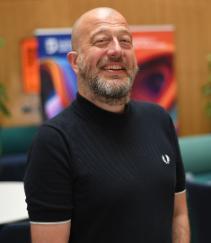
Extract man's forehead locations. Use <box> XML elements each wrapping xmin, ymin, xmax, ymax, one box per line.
<box><xmin>84</xmin><ymin>15</ymin><xmax>130</xmax><ymax>36</ymax></box>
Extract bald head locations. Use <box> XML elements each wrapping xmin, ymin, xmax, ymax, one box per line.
<box><xmin>71</xmin><ymin>7</ymin><xmax>129</xmax><ymax>51</ymax></box>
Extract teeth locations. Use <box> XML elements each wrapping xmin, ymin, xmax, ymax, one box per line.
<box><xmin>104</xmin><ymin>65</ymin><xmax>124</xmax><ymax>70</ymax></box>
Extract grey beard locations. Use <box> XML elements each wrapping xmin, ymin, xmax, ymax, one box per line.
<box><xmin>88</xmin><ymin>76</ymin><xmax>133</xmax><ymax>100</ymax></box>
<box><xmin>77</xmin><ymin>55</ymin><xmax>138</xmax><ymax>104</ymax></box>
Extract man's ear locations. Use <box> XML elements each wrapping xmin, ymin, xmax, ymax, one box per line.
<box><xmin>67</xmin><ymin>51</ymin><xmax>78</xmax><ymax>73</ymax></box>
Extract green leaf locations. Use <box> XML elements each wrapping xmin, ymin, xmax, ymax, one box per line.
<box><xmin>0</xmin><ymin>83</ymin><xmax>10</xmax><ymax>117</ymax></box>
<box><xmin>0</xmin><ymin>102</ymin><xmax>10</xmax><ymax>117</ymax></box>
<box><xmin>205</xmin><ymin>101</ymin><xmax>211</xmax><ymax>118</ymax></box>
<box><xmin>202</xmin><ymin>82</ymin><xmax>211</xmax><ymax>96</ymax></box>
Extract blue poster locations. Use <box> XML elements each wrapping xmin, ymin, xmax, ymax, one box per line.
<box><xmin>35</xmin><ymin>28</ymin><xmax>77</xmax><ymax>119</ymax></box>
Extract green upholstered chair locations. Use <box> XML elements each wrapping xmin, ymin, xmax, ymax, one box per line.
<box><xmin>179</xmin><ymin>134</ymin><xmax>211</xmax><ymax>243</ymax></box>
<box><xmin>0</xmin><ymin>126</ymin><xmax>38</xmax><ymax>181</ymax></box>
<box><xmin>179</xmin><ymin>134</ymin><xmax>211</xmax><ymax>182</ymax></box>
<box><xmin>0</xmin><ymin>126</ymin><xmax>38</xmax><ymax>156</ymax></box>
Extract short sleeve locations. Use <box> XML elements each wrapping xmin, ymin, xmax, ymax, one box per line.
<box><xmin>167</xmin><ymin>115</ymin><xmax>186</xmax><ymax>193</ymax></box>
<box><xmin>24</xmin><ymin>125</ymin><xmax>74</xmax><ymax>222</ymax></box>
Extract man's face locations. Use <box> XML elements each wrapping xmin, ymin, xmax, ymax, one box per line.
<box><xmin>75</xmin><ymin>13</ymin><xmax>138</xmax><ymax>100</ymax></box>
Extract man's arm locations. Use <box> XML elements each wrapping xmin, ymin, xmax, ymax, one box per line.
<box><xmin>172</xmin><ymin>191</ymin><xmax>190</xmax><ymax>243</ymax></box>
<box><xmin>30</xmin><ymin>221</ymin><xmax>71</xmax><ymax>243</ymax></box>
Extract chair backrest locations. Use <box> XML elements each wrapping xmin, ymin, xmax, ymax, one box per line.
<box><xmin>186</xmin><ymin>179</ymin><xmax>211</xmax><ymax>243</ymax></box>
<box><xmin>0</xmin><ymin>222</ymin><xmax>31</xmax><ymax>243</ymax></box>
<box><xmin>0</xmin><ymin>154</ymin><xmax>27</xmax><ymax>181</ymax></box>
<box><xmin>0</xmin><ymin>126</ymin><xmax>38</xmax><ymax>156</ymax></box>
<box><xmin>179</xmin><ymin>134</ymin><xmax>211</xmax><ymax>174</ymax></box>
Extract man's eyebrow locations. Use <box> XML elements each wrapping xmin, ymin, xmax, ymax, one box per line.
<box><xmin>90</xmin><ymin>28</ymin><xmax>132</xmax><ymax>41</ymax></box>
<box><xmin>90</xmin><ymin>30</ymin><xmax>109</xmax><ymax>41</ymax></box>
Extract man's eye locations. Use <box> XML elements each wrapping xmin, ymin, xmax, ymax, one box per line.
<box><xmin>94</xmin><ymin>39</ymin><xmax>109</xmax><ymax>45</ymax></box>
<box><xmin>120</xmin><ymin>39</ymin><xmax>131</xmax><ymax>43</ymax></box>
<box><xmin>97</xmin><ymin>39</ymin><xmax>105</xmax><ymax>43</ymax></box>
<box><xmin>120</xmin><ymin>39</ymin><xmax>132</xmax><ymax>47</ymax></box>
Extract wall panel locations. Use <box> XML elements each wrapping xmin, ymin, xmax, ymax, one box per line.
<box><xmin>0</xmin><ymin>0</ymin><xmax>211</xmax><ymax>134</ymax></box>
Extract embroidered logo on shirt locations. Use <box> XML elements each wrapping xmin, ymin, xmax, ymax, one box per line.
<box><xmin>162</xmin><ymin>154</ymin><xmax>170</xmax><ymax>164</ymax></box>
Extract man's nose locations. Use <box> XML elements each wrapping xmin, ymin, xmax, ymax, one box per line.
<box><xmin>107</xmin><ymin>38</ymin><xmax>122</xmax><ymax>57</ymax></box>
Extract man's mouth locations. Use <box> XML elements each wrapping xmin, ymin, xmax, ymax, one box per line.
<box><xmin>102</xmin><ymin>65</ymin><xmax>126</xmax><ymax>71</ymax></box>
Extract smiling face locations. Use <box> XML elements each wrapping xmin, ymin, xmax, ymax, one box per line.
<box><xmin>68</xmin><ymin>8</ymin><xmax>138</xmax><ymax>104</ymax></box>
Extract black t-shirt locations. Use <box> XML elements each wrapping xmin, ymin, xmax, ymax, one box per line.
<box><xmin>24</xmin><ymin>94</ymin><xmax>186</xmax><ymax>243</ymax></box>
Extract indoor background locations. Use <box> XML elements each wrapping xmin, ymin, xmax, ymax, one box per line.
<box><xmin>1</xmin><ymin>1</ymin><xmax>211</xmax><ymax>243</ymax></box>
<box><xmin>0</xmin><ymin>0</ymin><xmax>211</xmax><ymax>136</ymax></box>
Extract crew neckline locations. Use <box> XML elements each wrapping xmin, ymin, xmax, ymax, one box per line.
<box><xmin>72</xmin><ymin>93</ymin><xmax>131</xmax><ymax>124</ymax></box>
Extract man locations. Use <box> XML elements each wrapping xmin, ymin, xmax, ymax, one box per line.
<box><xmin>24</xmin><ymin>7</ymin><xmax>190</xmax><ymax>243</ymax></box>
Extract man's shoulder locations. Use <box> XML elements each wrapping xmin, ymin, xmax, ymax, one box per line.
<box><xmin>42</xmin><ymin>103</ymin><xmax>77</xmax><ymax>132</ymax></box>
<box><xmin>130</xmin><ymin>100</ymin><xmax>167</xmax><ymax>117</ymax></box>
<box><xmin>130</xmin><ymin>100</ymin><xmax>173</xmax><ymax>133</ymax></box>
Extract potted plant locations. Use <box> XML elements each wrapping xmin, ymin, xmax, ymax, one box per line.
<box><xmin>0</xmin><ymin>83</ymin><xmax>10</xmax><ymax>117</ymax></box>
